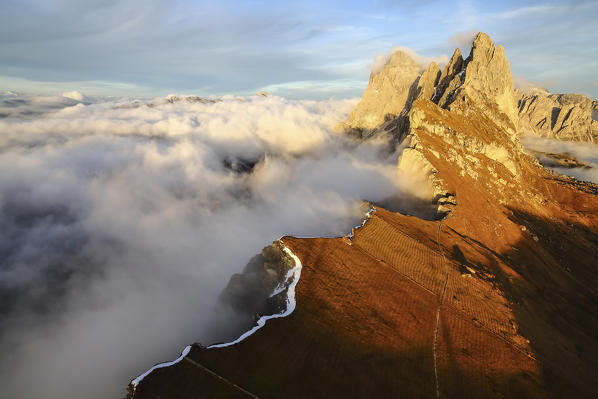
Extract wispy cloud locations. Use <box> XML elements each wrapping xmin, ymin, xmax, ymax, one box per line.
<box><xmin>256</xmin><ymin>79</ymin><xmax>365</xmax><ymax>99</ymax></box>
<box><xmin>0</xmin><ymin>76</ymin><xmax>153</xmax><ymax>97</ymax></box>
<box><xmin>448</xmin><ymin>30</ymin><xmax>478</xmax><ymax>51</ymax></box>
<box><xmin>512</xmin><ymin>75</ymin><xmax>558</xmax><ymax>93</ymax></box>
<box><xmin>0</xmin><ymin>94</ymin><xmax>436</xmax><ymax>399</ymax></box>
<box><xmin>493</xmin><ymin>5</ymin><xmax>562</xmax><ymax>20</ymax></box>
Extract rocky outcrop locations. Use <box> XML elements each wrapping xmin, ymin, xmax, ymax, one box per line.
<box><xmin>219</xmin><ymin>243</ymin><xmax>295</xmax><ymax>317</ymax></box>
<box><xmin>433</xmin><ymin>48</ymin><xmax>464</xmax><ymax>107</ymax></box>
<box><xmin>516</xmin><ymin>91</ymin><xmax>598</xmax><ymax>142</ymax></box>
<box><xmin>414</xmin><ymin>62</ymin><xmax>441</xmax><ymax>103</ymax></box>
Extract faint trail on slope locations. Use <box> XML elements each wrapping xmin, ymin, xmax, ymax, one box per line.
<box><xmin>184</xmin><ymin>357</ymin><xmax>260</xmax><ymax>398</ymax></box>
<box><xmin>433</xmin><ymin>218</ymin><xmax>450</xmax><ymax>399</ymax></box>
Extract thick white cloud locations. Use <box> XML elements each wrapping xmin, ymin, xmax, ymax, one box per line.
<box><xmin>0</xmin><ymin>93</ymin><xmax>433</xmax><ymax>399</ymax></box>
<box><xmin>61</xmin><ymin>90</ymin><xmax>87</xmax><ymax>102</ymax></box>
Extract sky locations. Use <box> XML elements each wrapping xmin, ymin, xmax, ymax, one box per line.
<box><xmin>0</xmin><ymin>0</ymin><xmax>597</xmax><ymax>99</ymax></box>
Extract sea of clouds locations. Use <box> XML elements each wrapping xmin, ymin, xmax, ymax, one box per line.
<box><xmin>0</xmin><ymin>92</ymin><xmax>434</xmax><ymax>399</ymax></box>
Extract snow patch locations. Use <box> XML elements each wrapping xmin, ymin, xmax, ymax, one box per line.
<box><xmin>347</xmin><ymin>207</ymin><xmax>376</xmax><ymax>239</ymax></box>
<box><xmin>130</xmin><ymin>345</ymin><xmax>191</xmax><ymax>389</ymax></box>
<box><xmin>269</xmin><ymin>265</ymin><xmax>295</xmax><ymax>298</ymax></box>
<box><xmin>208</xmin><ymin>243</ymin><xmax>303</xmax><ymax>348</ymax></box>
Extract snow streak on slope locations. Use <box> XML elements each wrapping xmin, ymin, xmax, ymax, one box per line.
<box><xmin>130</xmin><ymin>346</ymin><xmax>192</xmax><ymax>389</ymax></box>
<box><xmin>131</xmin><ymin>243</ymin><xmax>303</xmax><ymax>391</ymax></box>
<box><xmin>208</xmin><ymin>244</ymin><xmax>303</xmax><ymax>349</ymax></box>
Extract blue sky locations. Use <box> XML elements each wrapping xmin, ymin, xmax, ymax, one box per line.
<box><xmin>1</xmin><ymin>0</ymin><xmax>596</xmax><ymax>99</ymax></box>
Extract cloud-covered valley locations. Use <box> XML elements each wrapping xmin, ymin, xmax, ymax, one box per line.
<box><xmin>0</xmin><ymin>92</ymin><xmax>434</xmax><ymax>399</ymax></box>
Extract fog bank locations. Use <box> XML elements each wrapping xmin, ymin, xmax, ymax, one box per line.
<box><xmin>0</xmin><ymin>92</ymin><xmax>432</xmax><ymax>399</ymax></box>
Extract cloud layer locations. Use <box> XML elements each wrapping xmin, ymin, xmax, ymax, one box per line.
<box><xmin>0</xmin><ymin>93</ymin><xmax>432</xmax><ymax>399</ymax></box>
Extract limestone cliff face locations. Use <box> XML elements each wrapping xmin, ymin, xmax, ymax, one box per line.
<box><xmin>414</xmin><ymin>62</ymin><xmax>441</xmax><ymax>103</ymax></box>
<box><xmin>516</xmin><ymin>91</ymin><xmax>598</xmax><ymax>142</ymax></box>
<box><xmin>393</xmin><ymin>32</ymin><xmax>526</xmax><ymax>215</ymax></box>
<box><xmin>433</xmin><ymin>48</ymin><xmax>463</xmax><ymax>107</ymax></box>
<box><xmin>441</xmin><ymin>33</ymin><xmax>519</xmax><ymax>135</ymax></box>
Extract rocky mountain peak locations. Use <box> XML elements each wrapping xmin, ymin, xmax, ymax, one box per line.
<box><xmin>338</xmin><ymin>50</ymin><xmax>422</xmax><ymax>132</ymax></box>
<box><xmin>517</xmin><ymin>91</ymin><xmax>598</xmax><ymax>142</ymax></box>
<box><xmin>414</xmin><ymin>62</ymin><xmax>441</xmax><ymax>102</ymax></box>
<box><xmin>383</xmin><ymin>50</ymin><xmax>422</xmax><ymax>74</ymax></box>
<box><xmin>339</xmin><ymin>32</ymin><xmax>521</xmax><ymax>140</ymax></box>
<box><xmin>455</xmin><ymin>32</ymin><xmax>518</xmax><ymax>130</ymax></box>
<box><xmin>340</xmin><ymin>31</ymin><xmax>597</xmax><ymax>143</ymax></box>
<box><xmin>467</xmin><ymin>32</ymin><xmax>495</xmax><ymax>60</ymax></box>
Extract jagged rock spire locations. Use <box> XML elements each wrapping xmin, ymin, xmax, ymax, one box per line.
<box><xmin>340</xmin><ymin>31</ymin><xmax>596</xmax><ymax>143</ymax></box>
<box><xmin>339</xmin><ymin>32</ymin><xmax>519</xmax><ymax>139</ymax></box>
<box><xmin>458</xmin><ymin>32</ymin><xmax>518</xmax><ymax>128</ymax></box>
<box><xmin>437</xmin><ymin>48</ymin><xmax>463</xmax><ymax>91</ymax></box>
<box><xmin>414</xmin><ymin>62</ymin><xmax>441</xmax><ymax>102</ymax></box>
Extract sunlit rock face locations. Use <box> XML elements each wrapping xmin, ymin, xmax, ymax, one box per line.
<box><xmin>337</xmin><ymin>50</ymin><xmax>423</xmax><ymax>135</ymax></box>
<box><xmin>127</xmin><ymin>33</ymin><xmax>598</xmax><ymax>399</ymax></box>
<box><xmin>438</xmin><ymin>33</ymin><xmax>519</xmax><ymax>138</ymax></box>
<box><xmin>516</xmin><ymin>91</ymin><xmax>598</xmax><ymax>142</ymax></box>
